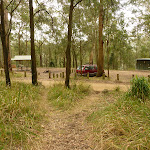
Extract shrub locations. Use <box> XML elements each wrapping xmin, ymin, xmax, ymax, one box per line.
<box><xmin>129</xmin><ymin>76</ymin><xmax>150</xmax><ymax>101</ymax></box>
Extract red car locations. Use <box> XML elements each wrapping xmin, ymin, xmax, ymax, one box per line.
<box><xmin>76</xmin><ymin>64</ymin><xmax>97</xmax><ymax>76</ymax></box>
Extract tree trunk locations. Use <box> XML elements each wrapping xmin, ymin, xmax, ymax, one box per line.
<box><xmin>0</xmin><ymin>0</ymin><xmax>11</xmax><ymax>86</ymax></box>
<box><xmin>63</xmin><ymin>56</ymin><xmax>65</xmax><ymax>67</ymax></box>
<box><xmin>18</xmin><ymin>30</ymin><xmax>21</xmax><ymax>55</ymax></box>
<box><xmin>4</xmin><ymin>7</ymin><xmax>12</xmax><ymax>71</ymax></box>
<box><xmin>26</xmin><ymin>28</ymin><xmax>28</xmax><ymax>54</ymax></box>
<box><xmin>97</xmin><ymin>0</ymin><xmax>104</xmax><ymax>77</ymax></box>
<box><xmin>65</xmin><ymin>0</ymin><xmax>73</xmax><ymax>88</ymax></box>
<box><xmin>95</xmin><ymin>19</ymin><xmax>98</xmax><ymax>65</ymax></box>
<box><xmin>49</xmin><ymin>47</ymin><xmax>51</xmax><ymax>67</ymax></box>
<box><xmin>89</xmin><ymin>44</ymin><xmax>94</xmax><ymax>65</ymax></box>
<box><xmin>107</xmin><ymin>38</ymin><xmax>109</xmax><ymax>77</ymax></box>
<box><xmin>29</xmin><ymin>0</ymin><xmax>37</xmax><ymax>85</ymax></box>
<box><xmin>80</xmin><ymin>40</ymin><xmax>82</xmax><ymax>74</ymax></box>
<box><xmin>39</xmin><ymin>43</ymin><xmax>43</xmax><ymax>67</ymax></box>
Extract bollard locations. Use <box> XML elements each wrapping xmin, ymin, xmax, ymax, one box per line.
<box><xmin>49</xmin><ymin>70</ymin><xmax>51</xmax><ymax>79</ymax></box>
<box><xmin>148</xmin><ymin>75</ymin><xmax>150</xmax><ymax>83</ymax></box>
<box><xmin>53</xmin><ymin>73</ymin><xmax>55</xmax><ymax>78</ymax></box>
<box><xmin>60</xmin><ymin>73</ymin><xmax>62</xmax><ymax>78</ymax></box>
<box><xmin>87</xmin><ymin>72</ymin><xmax>89</xmax><ymax>79</ymax></box>
<box><xmin>37</xmin><ymin>72</ymin><xmax>40</xmax><ymax>79</ymax></box>
<box><xmin>1</xmin><ymin>70</ymin><xmax>3</xmax><ymax>75</ymax></box>
<box><xmin>102</xmin><ymin>73</ymin><xmax>105</xmax><ymax>80</ymax></box>
<box><xmin>117</xmin><ymin>74</ymin><xmax>119</xmax><ymax>81</ymax></box>
<box><xmin>24</xmin><ymin>71</ymin><xmax>26</xmax><ymax>77</ymax></box>
<box><xmin>132</xmin><ymin>74</ymin><xmax>134</xmax><ymax>78</ymax></box>
<box><xmin>62</xmin><ymin>72</ymin><xmax>64</xmax><ymax>78</ymax></box>
<box><xmin>56</xmin><ymin>74</ymin><xmax>58</xmax><ymax>78</ymax></box>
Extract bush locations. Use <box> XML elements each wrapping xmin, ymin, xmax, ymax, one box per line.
<box><xmin>129</xmin><ymin>76</ymin><xmax>150</xmax><ymax>101</ymax></box>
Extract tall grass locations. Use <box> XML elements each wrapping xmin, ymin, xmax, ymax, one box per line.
<box><xmin>48</xmin><ymin>83</ymin><xmax>91</xmax><ymax>110</ymax></box>
<box><xmin>87</xmin><ymin>93</ymin><xmax>150</xmax><ymax>149</ymax></box>
<box><xmin>0</xmin><ymin>81</ymin><xmax>44</xmax><ymax>149</ymax></box>
<box><xmin>129</xmin><ymin>76</ymin><xmax>150</xmax><ymax>101</ymax></box>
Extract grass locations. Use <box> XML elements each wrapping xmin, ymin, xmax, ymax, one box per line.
<box><xmin>87</xmin><ymin>92</ymin><xmax>150</xmax><ymax>149</ymax></box>
<box><xmin>48</xmin><ymin>83</ymin><xmax>91</xmax><ymax>110</ymax></box>
<box><xmin>0</xmin><ymin>72</ymin><xmax>24</xmax><ymax>78</ymax></box>
<box><xmin>0</xmin><ymin>81</ymin><xmax>44</xmax><ymax>150</ymax></box>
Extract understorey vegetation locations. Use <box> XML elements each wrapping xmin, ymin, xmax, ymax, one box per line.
<box><xmin>0</xmin><ymin>81</ymin><xmax>44</xmax><ymax>149</ymax></box>
<box><xmin>87</xmin><ymin>77</ymin><xmax>150</xmax><ymax>149</ymax></box>
<box><xmin>48</xmin><ymin>83</ymin><xmax>91</xmax><ymax>110</ymax></box>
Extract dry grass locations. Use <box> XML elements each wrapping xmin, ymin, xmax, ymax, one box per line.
<box><xmin>0</xmin><ymin>81</ymin><xmax>45</xmax><ymax>149</ymax></box>
<box><xmin>87</xmin><ymin>91</ymin><xmax>150</xmax><ymax>149</ymax></box>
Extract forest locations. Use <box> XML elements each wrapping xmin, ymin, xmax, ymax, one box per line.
<box><xmin>0</xmin><ymin>0</ymin><xmax>150</xmax><ymax>149</ymax></box>
<box><xmin>0</xmin><ymin>0</ymin><xmax>150</xmax><ymax>86</ymax></box>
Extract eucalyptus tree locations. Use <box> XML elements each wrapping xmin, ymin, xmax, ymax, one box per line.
<box><xmin>0</xmin><ymin>0</ymin><xmax>11</xmax><ymax>86</ymax></box>
<box><xmin>0</xmin><ymin>0</ymin><xmax>21</xmax><ymax>86</ymax></box>
<box><xmin>29</xmin><ymin>0</ymin><xmax>37</xmax><ymax>85</ymax></box>
<box><xmin>59</xmin><ymin>0</ymin><xmax>83</xmax><ymax>88</ymax></box>
<box><xmin>129</xmin><ymin>0</ymin><xmax>150</xmax><ymax>59</ymax></box>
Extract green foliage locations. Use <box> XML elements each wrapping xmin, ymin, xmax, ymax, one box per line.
<box><xmin>129</xmin><ymin>76</ymin><xmax>150</xmax><ymax>101</ymax></box>
<box><xmin>87</xmin><ymin>94</ymin><xmax>150</xmax><ymax>149</ymax></box>
<box><xmin>48</xmin><ymin>83</ymin><xmax>91</xmax><ymax>110</ymax></box>
<box><xmin>0</xmin><ymin>82</ymin><xmax>44</xmax><ymax>149</ymax></box>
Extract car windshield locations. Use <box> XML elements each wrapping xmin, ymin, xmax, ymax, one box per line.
<box><xmin>77</xmin><ymin>66</ymin><xmax>84</xmax><ymax>70</ymax></box>
<box><xmin>84</xmin><ymin>66</ymin><xmax>89</xmax><ymax>70</ymax></box>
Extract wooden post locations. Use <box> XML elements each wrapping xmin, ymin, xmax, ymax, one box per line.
<box><xmin>148</xmin><ymin>75</ymin><xmax>150</xmax><ymax>83</ymax></box>
<box><xmin>102</xmin><ymin>73</ymin><xmax>105</xmax><ymax>79</ymax></box>
<box><xmin>87</xmin><ymin>72</ymin><xmax>89</xmax><ymax>79</ymax></box>
<box><xmin>53</xmin><ymin>73</ymin><xmax>55</xmax><ymax>78</ymax></box>
<box><xmin>117</xmin><ymin>74</ymin><xmax>119</xmax><ymax>81</ymax></box>
<box><xmin>60</xmin><ymin>73</ymin><xmax>62</xmax><ymax>78</ymax></box>
<box><xmin>62</xmin><ymin>72</ymin><xmax>64</xmax><ymax>78</ymax></box>
<box><xmin>132</xmin><ymin>74</ymin><xmax>134</xmax><ymax>78</ymax></box>
<box><xmin>49</xmin><ymin>70</ymin><xmax>51</xmax><ymax>79</ymax></box>
<box><xmin>56</xmin><ymin>74</ymin><xmax>58</xmax><ymax>78</ymax></box>
<box><xmin>24</xmin><ymin>71</ymin><xmax>26</xmax><ymax>77</ymax></box>
<box><xmin>37</xmin><ymin>72</ymin><xmax>40</xmax><ymax>79</ymax></box>
<box><xmin>1</xmin><ymin>70</ymin><xmax>3</xmax><ymax>75</ymax></box>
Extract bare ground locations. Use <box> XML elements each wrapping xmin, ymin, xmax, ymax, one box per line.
<box><xmin>11</xmin><ymin>68</ymin><xmax>150</xmax><ymax>92</ymax></box>
<box><xmin>30</xmin><ymin>89</ymin><xmax>102</xmax><ymax>150</ymax></box>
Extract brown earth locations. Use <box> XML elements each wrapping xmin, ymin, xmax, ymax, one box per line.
<box><xmin>11</xmin><ymin>68</ymin><xmax>150</xmax><ymax>92</ymax></box>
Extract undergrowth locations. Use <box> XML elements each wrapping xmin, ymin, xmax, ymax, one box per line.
<box><xmin>87</xmin><ymin>93</ymin><xmax>150</xmax><ymax>149</ymax></box>
<box><xmin>0</xmin><ymin>81</ymin><xmax>44</xmax><ymax>150</ymax></box>
<box><xmin>128</xmin><ymin>76</ymin><xmax>150</xmax><ymax>101</ymax></box>
<box><xmin>48</xmin><ymin>83</ymin><xmax>91</xmax><ymax>110</ymax></box>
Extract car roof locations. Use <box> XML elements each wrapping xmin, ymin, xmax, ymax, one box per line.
<box><xmin>83</xmin><ymin>64</ymin><xmax>97</xmax><ymax>66</ymax></box>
